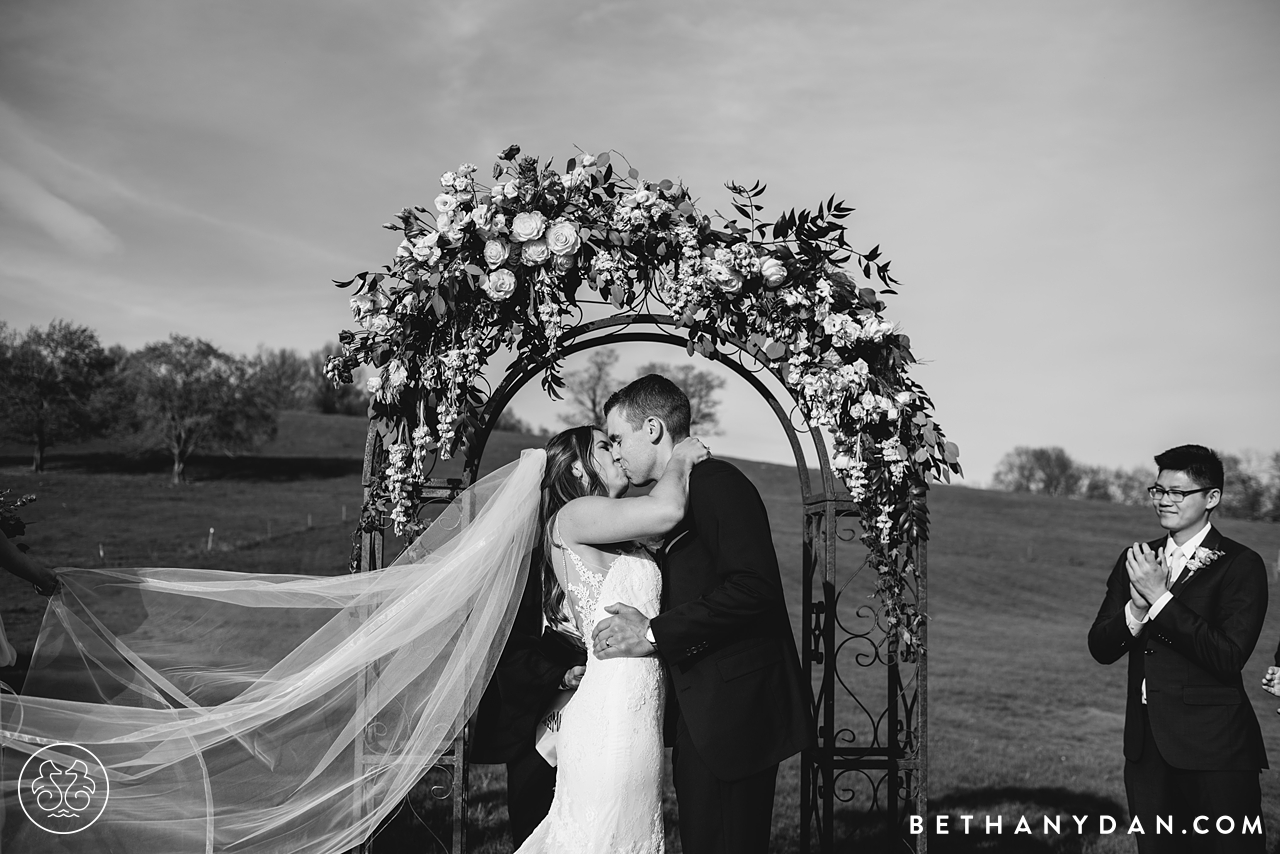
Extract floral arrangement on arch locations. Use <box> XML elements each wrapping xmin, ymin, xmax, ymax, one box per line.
<box><xmin>327</xmin><ymin>145</ymin><xmax>961</xmax><ymax>660</ymax></box>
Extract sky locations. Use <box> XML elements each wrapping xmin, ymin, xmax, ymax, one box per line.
<box><xmin>1</xmin><ymin>0</ymin><xmax>1278</xmax><ymax>484</ymax></box>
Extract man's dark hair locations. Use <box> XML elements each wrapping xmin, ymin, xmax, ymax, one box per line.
<box><xmin>603</xmin><ymin>374</ymin><xmax>691</xmax><ymax>440</ymax></box>
<box><xmin>1154</xmin><ymin>444</ymin><xmax>1224</xmax><ymax>491</ymax></box>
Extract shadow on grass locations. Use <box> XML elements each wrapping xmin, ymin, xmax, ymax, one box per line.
<box><xmin>0</xmin><ymin>452</ymin><xmax>363</xmax><ymax>482</ymax></box>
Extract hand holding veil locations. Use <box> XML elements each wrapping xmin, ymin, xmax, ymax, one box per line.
<box><xmin>1</xmin><ymin>450</ymin><xmax>547</xmax><ymax>854</ymax></box>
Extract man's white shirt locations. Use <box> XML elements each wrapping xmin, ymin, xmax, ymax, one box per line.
<box><xmin>1125</xmin><ymin>520</ymin><xmax>1213</xmax><ymax>703</ymax></box>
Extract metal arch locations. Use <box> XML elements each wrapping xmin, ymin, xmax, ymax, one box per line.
<box><xmin>355</xmin><ymin>308</ymin><xmax>927</xmax><ymax>854</ymax></box>
<box><xmin>464</xmin><ymin>312</ymin><xmax>839</xmax><ymax>502</ymax></box>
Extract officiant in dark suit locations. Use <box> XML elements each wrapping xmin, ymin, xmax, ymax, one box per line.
<box><xmin>1088</xmin><ymin>445</ymin><xmax>1268</xmax><ymax>853</ymax></box>
<box><xmin>470</xmin><ymin>548</ymin><xmax>587</xmax><ymax>844</ymax></box>
<box><xmin>593</xmin><ymin>375</ymin><xmax>813</xmax><ymax>854</ymax></box>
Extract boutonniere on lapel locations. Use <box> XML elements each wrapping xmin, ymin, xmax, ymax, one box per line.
<box><xmin>1179</xmin><ymin>547</ymin><xmax>1226</xmax><ymax>583</ymax></box>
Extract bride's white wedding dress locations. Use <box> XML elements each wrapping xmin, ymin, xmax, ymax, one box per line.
<box><xmin>515</xmin><ymin>530</ymin><xmax>666</xmax><ymax>854</ymax></box>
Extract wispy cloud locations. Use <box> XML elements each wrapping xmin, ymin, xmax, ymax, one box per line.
<box><xmin>0</xmin><ymin>158</ymin><xmax>120</xmax><ymax>256</ymax></box>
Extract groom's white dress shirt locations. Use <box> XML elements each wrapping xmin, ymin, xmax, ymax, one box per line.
<box><xmin>1124</xmin><ymin>520</ymin><xmax>1213</xmax><ymax>703</ymax></box>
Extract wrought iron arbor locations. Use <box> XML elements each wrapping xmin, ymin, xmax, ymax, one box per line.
<box><xmin>351</xmin><ymin>313</ymin><xmax>927</xmax><ymax>853</ymax></box>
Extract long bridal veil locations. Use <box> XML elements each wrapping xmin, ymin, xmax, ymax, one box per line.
<box><xmin>1</xmin><ymin>449</ymin><xmax>546</xmax><ymax>853</ymax></box>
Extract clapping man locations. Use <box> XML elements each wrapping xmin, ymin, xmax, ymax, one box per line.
<box><xmin>1088</xmin><ymin>445</ymin><xmax>1268</xmax><ymax>852</ymax></box>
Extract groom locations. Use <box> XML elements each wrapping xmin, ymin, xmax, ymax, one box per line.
<box><xmin>593</xmin><ymin>374</ymin><xmax>813</xmax><ymax>854</ymax></box>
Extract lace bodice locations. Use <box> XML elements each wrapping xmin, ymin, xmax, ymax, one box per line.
<box><xmin>551</xmin><ymin>526</ymin><xmax>662</xmax><ymax>653</ymax></box>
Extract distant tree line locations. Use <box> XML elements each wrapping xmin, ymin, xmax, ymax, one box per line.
<box><xmin>0</xmin><ymin>320</ymin><xmax>368</xmax><ymax>482</ymax></box>
<box><xmin>993</xmin><ymin>445</ymin><xmax>1280</xmax><ymax>522</ymax></box>
<box><xmin>1</xmin><ymin>324</ymin><xmax>725</xmax><ymax>485</ymax></box>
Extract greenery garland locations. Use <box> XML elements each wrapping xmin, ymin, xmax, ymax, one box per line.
<box><xmin>329</xmin><ymin>145</ymin><xmax>961</xmax><ymax>660</ymax></box>
<box><xmin>0</xmin><ymin>490</ymin><xmax>35</xmax><ymax>545</ymax></box>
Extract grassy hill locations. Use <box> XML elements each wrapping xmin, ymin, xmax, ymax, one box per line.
<box><xmin>3</xmin><ymin>410</ymin><xmax>1279</xmax><ymax>852</ymax></box>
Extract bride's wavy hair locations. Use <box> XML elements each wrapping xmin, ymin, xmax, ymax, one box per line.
<box><xmin>538</xmin><ymin>425</ymin><xmax>608</xmax><ymax>645</ymax></box>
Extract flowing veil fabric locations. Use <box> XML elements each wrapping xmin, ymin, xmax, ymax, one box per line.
<box><xmin>0</xmin><ymin>449</ymin><xmax>546</xmax><ymax>853</ymax></box>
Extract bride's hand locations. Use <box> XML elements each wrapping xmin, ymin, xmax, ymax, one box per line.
<box><xmin>561</xmin><ymin>665</ymin><xmax>586</xmax><ymax>690</ymax></box>
<box><xmin>671</xmin><ymin>437</ymin><xmax>711</xmax><ymax>469</ymax></box>
<box><xmin>1262</xmin><ymin>666</ymin><xmax>1280</xmax><ymax>699</ymax></box>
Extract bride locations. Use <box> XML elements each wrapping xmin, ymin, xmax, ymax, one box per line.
<box><xmin>0</xmin><ymin>426</ymin><xmax>706</xmax><ymax>853</ymax></box>
<box><xmin>517</xmin><ymin>426</ymin><xmax>705</xmax><ymax>853</ymax></box>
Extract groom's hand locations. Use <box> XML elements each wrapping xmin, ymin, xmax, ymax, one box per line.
<box><xmin>1126</xmin><ymin>543</ymin><xmax>1168</xmax><ymax>605</ymax></box>
<box><xmin>592</xmin><ymin>603</ymin><xmax>655</xmax><ymax>659</ymax></box>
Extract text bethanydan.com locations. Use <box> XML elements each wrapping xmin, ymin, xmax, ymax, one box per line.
<box><xmin>911</xmin><ymin>814</ymin><xmax>1264</xmax><ymax>837</ymax></box>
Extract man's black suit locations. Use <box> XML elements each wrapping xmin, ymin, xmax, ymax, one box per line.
<box><xmin>1088</xmin><ymin>527</ymin><xmax>1268</xmax><ymax>852</ymax></box>
<box><xmin>471</xmin><ymin>552</ymin><xmax>587</xmax><ymax>844</ymax></box>
<box><xmin>649</xmin><ymin>458</ymin><xmax>813</xmax><ymax>854</ymax></box>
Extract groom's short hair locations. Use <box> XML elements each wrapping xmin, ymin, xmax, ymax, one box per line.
<box><xmin>1154</xmin><ymin>444</ymin><xmax>1224</xmax><ymax>491</ymax></box>
<box><xmin>604</xmin><ymin>374</ymin><xmax>691</xmax><ymax>440</ymax></box>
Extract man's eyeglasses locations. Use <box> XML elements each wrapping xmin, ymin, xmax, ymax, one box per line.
<box><xmin>1147</xmin><ymin>486</ymin><xmax>1213</xmax><ymax>504</ymax></box>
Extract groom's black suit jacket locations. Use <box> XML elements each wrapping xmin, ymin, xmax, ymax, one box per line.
<box><xmin>649</xmin><ymin>458</ymin><xmax>814</xmax><ymax>782</ymax></box>
<box><xmin>1087</xmin><ymin>527</ymin><xmax>1269</xmax><ymax>771</ymax></box>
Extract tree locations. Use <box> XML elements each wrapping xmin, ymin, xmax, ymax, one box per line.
<box><xmin>991</xmin><ymin>446</ymin><xmax>1080</xmax><ymax>497</ymax></box>
<box><xmin>0</xmin><ymin>320</ymin><xmax>114</xmax><ymax>471</ymax></box>
<box><xmin>123</xmin><ymin>336</ymin><xmax>278</xmax><ymax>484</ymax></box>
<box><xmin>559</xmin><ymin>348</ymin><xmax>620</xmax><ymax>428</ymax></box>
<box><xmin>1218</xmin><ymin>453</ymin><xmax>1268</xmax><ymax>520</ymax></box>
<box><xmin>635</xmin><ymin>361</ymin><xmax>726</xmax><ymax>434</ymax></box>
<box><xmin>1076</xmin><ymin>465</ymin><xmax>1115</xmax><ymax>502</ymax></box>
<box><xmin>1110</xmin><ymin>466</ymin><xmax>1157</xmax><ymax>506</ymax></box>
<box><xmin>252</xmin><ymin>347</ymin><xmax>315</xmax><ymax>410</ymax></box>
<box><xmin>1265</xmin><ymin>452</ymin><xmax>1280</xmax><ymax>522</ymax></box>
<box><xmin>494</xmin><ymin>408</ymin><xmax>547</xmax><ymax>435</ymax></box>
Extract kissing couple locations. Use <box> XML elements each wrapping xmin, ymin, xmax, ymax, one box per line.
<box><xmin>477</xmin><ymin>373</ymin><xmax>814</xmax><ymax>854</ymax></box>
<box><xmin>0</xmin><ymin>374</ymin><xmax>810</xmax><ymax>854</ymax></box>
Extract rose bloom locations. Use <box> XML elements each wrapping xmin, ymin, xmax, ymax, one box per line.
<box><xmin>483</xmin><ymin>268</ymin><xmax>518</xmax><ymax>300</ymax></box>
<box><xmin>435</xmin><ymin>193</ymin><xmax>458</xmax><ymax>214</ymax></box>
<box><xmin>632</xmin><ymin>189</ymin><xmax>656</xmax><ymax>206</ymax></box>
<box><xmin>483</xmin><ymin>239</ymin><xmax>510</xmax><ymax>269</ymax></box>
<box><xmin>521</xmin><ymin>238</ymin><xmax>551</xmax><ymax>266</ymax></box>
<box><xmin>350</xmin><ymin>294</ymin><xmax>376</xmax><ymax>319</ymax></box>
<box><xmin>411</xmin><ymin>234</ymin><xmax>441</xmax><ymax>264</ymax></box>
<box><xmin>503</xmin><ymin>180</ymin><xmax>521</xmax><ymax>199</ymax></box>
<box><xmin>761</xmin><ymin>257</ymin><xmax>787</xmax><ymax>286</ymax></box>
<box><xmin>440</xmin><ymin>171</ymin><xmax>457</xmax><ymax>188</ymax></box>
<box><xmin>580</xmin><ymin>154</ymin><xmax>597</xmax><ymax>167</ymax></box>
<box><xmin>706</xmin><ymin>261</ymin><xmax>743</xmax><ymax>296</ymax></box>
<box><xmin>552</xmin><ymin>253</ymin><xmax>576</xmax><ymax>274</ymax></box>
<box><xmin>367</xmin><ymin>314</ymin><xmax>395</xmax><ymax>334</ymax></box>
<box><xmin>544</xmin><ymin>220</ymin><xmax>582</xmax><ymax>256</ymax></box>
<box><xmin>510</xmin><ymin>211</ymin><xmax>547</xmax><ymax>242</ymax></box>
